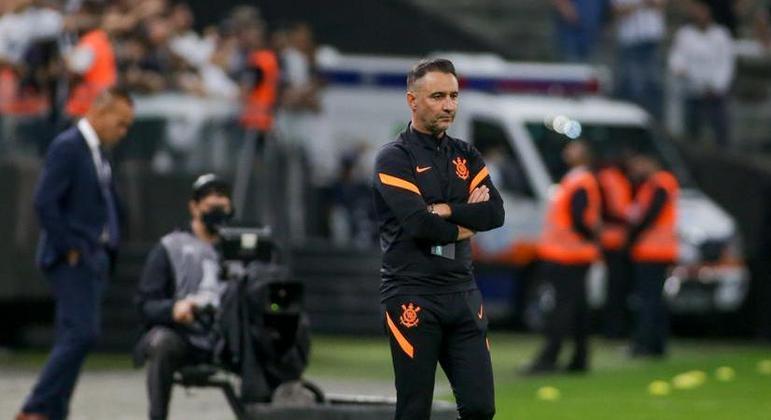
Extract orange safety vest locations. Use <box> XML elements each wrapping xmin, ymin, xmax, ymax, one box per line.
<box><xmin>65</xmin><ymin>29</ymin><xmax>117</xmax><ymax>117</ymax></box>
<box><xmin>240</xmin><ymin>49</ymin><xmax>279</xmax><ymax>132</ymax></box>
<box><xmin>630</xmin><ymin>171</ymin><xmax>679</xmax><ymax>263</ymax></box>
<box><xmin>596</xmin><ymin>166</ymin><xmax>633</xmax><ymax>251</ymax></box>
<box><xmin>538</xmin><ymin>167</ymin><xmax>601</xmax><ymax>265</ymax></box>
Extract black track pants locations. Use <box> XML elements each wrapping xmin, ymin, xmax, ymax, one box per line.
<box><xmin>384</xmin><ymin>290</ymin><xmax>495</xmax><ymax>420</ymax></box>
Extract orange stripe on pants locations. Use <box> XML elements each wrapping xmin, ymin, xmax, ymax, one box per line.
<box><xmin>386</xmin><ymin>312</ymin><xmax>414</xmax><ymax>358</ymax></box>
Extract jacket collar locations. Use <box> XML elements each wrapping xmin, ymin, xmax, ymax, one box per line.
<box><xmin>403</xmin><ymin>122</ymin><xmax>448</xmax><ymax>151</ymax></box>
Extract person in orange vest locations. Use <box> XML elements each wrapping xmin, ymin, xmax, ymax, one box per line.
<box><xmin>64</xmin><ymin>8</ymin><xmax>117</xmax><ymax>119</ymax></box>
<box><xmin>523</xmin><ymin>139</ymin><xmax>601</xmax><ymax>374</ymax></box>
<box><xmin>596</xmin><ymin>160</ymin><xmax>634</xmax><ymax>338</ymax></box>
<box><xmin>625</xmin><ymin>154</ymin><xmax>679</xmax><ymax>358</ymax></box>
<box><xmin>239</xmin><ymin>20</ymin><xmax>279</xmax><ymax>151</ymax></box>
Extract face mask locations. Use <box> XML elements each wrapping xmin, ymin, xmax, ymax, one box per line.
<box><xmin>201</xmin><ymin>206</ymin><xmax>232</xmax><ymax>234</ymax></box>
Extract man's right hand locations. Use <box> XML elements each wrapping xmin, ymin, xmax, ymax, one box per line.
<box><xmin>173</xmin><ymin>299</ymin><xmax>196</xmax><ymax>325</ymax></box>
<box><xmin>67</xmin><ymin>249</ymin><xmax>80</xmax><ymax>266</ymax></box>
<box><xmin>468</xmin><ymin>185</ymin><xmax>490</xmax><ymax>203</ymax></box>
<box><xmin>457</xmin><ymin>226</ymin><xmax>475</xmax><ymax>241</ymax></box>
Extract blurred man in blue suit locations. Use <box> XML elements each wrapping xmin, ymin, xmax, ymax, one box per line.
<box><xmin>16</xmin><ymin>87</ymin><xmax>135</xmax><ymax>420</ymax></box>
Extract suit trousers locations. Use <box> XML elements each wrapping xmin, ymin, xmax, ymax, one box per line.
<box><xmin>22</xmin><ymin>250</ymin><xmax>109</xmax><ymax>420</ymax></box>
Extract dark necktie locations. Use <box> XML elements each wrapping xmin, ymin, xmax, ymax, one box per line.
<box><xmin>99</xmin><ymin>148</ymin><xmax>120</xmax><ymax>249</ymax></box>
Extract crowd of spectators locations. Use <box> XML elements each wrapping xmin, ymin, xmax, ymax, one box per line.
<box><xmin>0</xmin><ymin>0</ymin><xmax>320</xmax><ymax>116</ymax></box>
<box><xmin>551</xmin><ymin>0</ymin><xmax>771</xmax><ymax>148</ymax></box>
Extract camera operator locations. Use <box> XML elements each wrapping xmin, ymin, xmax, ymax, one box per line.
<box><xmin>134</xmin><ymin>173</ymin><xmax>234</xmax><ymax>420</ymax></box>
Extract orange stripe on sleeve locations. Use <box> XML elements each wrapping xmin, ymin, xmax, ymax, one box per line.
<box><xmin>386</xmin><ymin>312</ymin><xmax>414</xmax><ymax>358</ymax></box>
<box><xmin>469</xmin><ymin>166</ymin><xmax>490</xmax><ymax>192</ymax></box>
<box><xmin>379</xmin><ymin>173</ymin><xmax>421</xmax><ymax>196</ymax></box>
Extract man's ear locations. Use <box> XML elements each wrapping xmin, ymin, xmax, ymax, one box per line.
<box><xmin>406</xmin><ymin>91</ymin><xmax>417</xmax><ymax>111</ymax></box>
<box><xmin>188</xmin><ymin>200</ymin><xmax>198</xmax><ymax>217</ymax></box>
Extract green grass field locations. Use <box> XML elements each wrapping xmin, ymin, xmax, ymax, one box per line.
<box><xmin>309</xmin><ymin>333</ymin><xmax>771</xmax><ymax>420</ymax></box>
<box><xmin>3</xmin><ymin>333</ymin><xmax>770</xmax><ymax>419</ymax></box>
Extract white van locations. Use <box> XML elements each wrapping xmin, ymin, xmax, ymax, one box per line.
<box><xmin>312</xmin><ymin>50</ymin><xmax>749</xmax><ymax>326</ymax></box>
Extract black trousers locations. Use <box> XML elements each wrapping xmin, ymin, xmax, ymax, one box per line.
<box><xmin>139</xmin><ymin>327</ymin><xmax>211</xmax><ymax>420</ymax></box>
<box><xmin>685</xmin><ymin>95</ymin><xmax>730</xmax><ymax>148</ymax></box>
<box><xmin>631</xmin><ymin>262</ymin><xmax>669</xmax><ymax>356</ymax></box>
<box><xmin>384</xmin><ymin>290</ymin><xmax>495</xmax><ymax>420</ymax></box>
<box><xmin>534</xmin><ymin>262</ymin><xmax>590</xmax><ymax>368</ymax></box>
<box><xmin>603</xmin><ymin>250</ymin><xmax>633</xmax><ymax>338</ymax></box>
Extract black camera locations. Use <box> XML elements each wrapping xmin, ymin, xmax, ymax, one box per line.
<box><xmin>217</xmin><ymin>226</ymin><xmax>275</xmax><ymax>263</ymax></box>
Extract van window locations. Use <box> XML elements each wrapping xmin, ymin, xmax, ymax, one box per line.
<box><xmin>526</xmin><ymin>122</ymin><xmax>690</xmax><ymax>186</ymax></box>
<box><xmin>472</xmin><ymin>119</ymin><xmax>534</xmax><ymax>197</ymax></box>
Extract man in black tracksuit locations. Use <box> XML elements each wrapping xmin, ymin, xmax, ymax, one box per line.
<box><xmin>373</xmin><ymin>58</ymin><xmax>505</xmax><ymax>420</ymax></box>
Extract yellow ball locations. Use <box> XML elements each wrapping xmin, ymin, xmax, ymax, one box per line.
<box><xmin>689</xmin><ymin>370</ymin><xmax>707</xmax><ymax>386</ymax></box>
<box><xmin>672</xmin><ymin>371</ymin><xmax>705</xmax><ymax>390</ymax></box>
<box><xmin>648</xmin><ymin>380</ymin><xmax>671</xmax><ymax>396</ymax></box>
<box><xmin>536</xmin><ymin>386</ymin><xmax>561</xmax><ymax>401</ymax></box>
<box><xmin>758</xmin><ymin>360</ymin><xmax>771</xmax><ymax>375</ymax></box>
<box><xmin>715</xmin><ymin>366</ymin><xmax>736</xmax><ymax>382</ymax></box>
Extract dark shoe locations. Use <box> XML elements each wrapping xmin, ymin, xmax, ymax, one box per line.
<box><xmin>626</xmin><ymin>345</ymin><xmax>665</xmax><ymax>359</ymax></box>
<box><xmin>519</xmin><ymin>362</ymin><xmax>558</xmax><ymax>376</ymax></box>
<box><xmin>564</xmin><ymin>361</ymin><xmax>588</xmax><ymax>374</ymax></box>
<box><xmin>15</xmin><ymin>413</ymin><xmax>48</xmax><ymax>420</ymax></box>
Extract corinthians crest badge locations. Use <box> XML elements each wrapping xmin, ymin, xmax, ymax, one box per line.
<box><xmin>399</xmin><ymin>303</ymin><xmax>421</xmax><ymax>328</ymax></box>
<box><xmin>452</xmin><ymin>157</ymin><xmax>469</xmax><ymax>180</ymax></box>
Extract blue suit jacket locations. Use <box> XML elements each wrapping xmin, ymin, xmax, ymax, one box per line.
<box><xmin>34</xmin><ymin>125</ymin><xmax>121</xmax><ymax>270</ymax></box>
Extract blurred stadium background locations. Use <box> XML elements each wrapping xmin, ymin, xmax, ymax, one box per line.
<box><xmin>2</xmin><ymin>0</ymin><xmax>771</xmax><ymax>419</ymax></box>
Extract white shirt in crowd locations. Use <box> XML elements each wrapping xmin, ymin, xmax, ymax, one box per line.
<box><xmin>612</xmin><ymin>0</ymin><xmax>666</xmax><ymax>46</ymax></box>
<box><xmin>282</xmin><ymin>47</ymin><xmax>311</xmax><ymax>87</ymax></box>
<box><xmin>0</xmin><ymin>7</ymin><xmax>63</xmax><ymax>64</ymax></box>
<box><xmin>668</xmin><ymin>24</ymin><xmax>735</xmax><ymax>96</ymax></box>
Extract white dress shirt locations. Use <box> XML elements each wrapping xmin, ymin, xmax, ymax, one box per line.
<box><xmin>612</xmin><ymin>0</ymin><xmax>666</xmax><ymax>46</ymax></box>
<box><xmin>668</xmin><ymin>24</ymin><xmax>735</xmax><ymax>96</ymax></box>
<box><xmin>77</xmin><ymin>118</ymin><xmax>111</xmax><ymax>184</ymax></box>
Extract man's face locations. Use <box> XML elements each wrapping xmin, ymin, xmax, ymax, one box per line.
<box><xmin>190</xmin><ymin>193</ymin><xmax>232</xmax><ymax>221</ymax></box>
<box><xmin>96</xmin><ymin>99</ymin><xmax>135</xmax><ymax>147</ymax></box>
<box><xmin>689</xmin><ymin>2</ymin><xmax>712</xmax><ymax>26</ymax></box>
<box><xmin>407</xmin><ymin>71</ymin><xmax>459</xmax><ymax>135</ymax></box>
<box><xmin>626</xmin><ymin>156</ymin><xmax>655</xmax><ymax>183</ymax></box>
<box><xmin>562</xmin><ymin>141</ymin><xmax>588</xmax><ymax>167</ymax></box>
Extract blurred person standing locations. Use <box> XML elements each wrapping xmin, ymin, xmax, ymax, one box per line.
<box><xmin>669</xmin><ymin>0</ymin><xmax>735</xmax><ymax>148</ymax></box>
<box><xmin>16</xmin><ymin>87</ymin><xmax>134</xmax><ymax>420</ymax></box>
<box><xmin>373</xmin><ymin>58</ymin><xmax>504</xmax><ymax>419</ymax></box>
<box><xmin>596</xmin><ymin>159</ymin><xmax>634</xmax><ymax>338</ymax></box>
<box><xmin>611</xmin><ymin>0</ymin><xmax>667</xmax><ymax>119</ymax></box>
<box><xmin>273</xmin><ymin>22</ymin><xmax>333</xmax><ymax>240</ymax></box>
<box><xmin>0</xmin><ymin>0</ymin><xmax>63</xmax><ymax>68</ymax></box>
<box><xmin>64</xmin><ymin>1</ymin><xmax>117</xmax><ymax>118</ymax></box>
<box><xmin>239</xmin><ymin>18</ymin><xmax>279</xmax><ymax>150</ymax></box>
<box><xmin>0</xmin><ymin>0</ymin><xmax>63</xmax><ymax>117</ymax></box>
<box><xmin>625</xmin><ymin>154</ymin><xmax>678</xmax><ymax>358</ymax></box>
<box><xmin>524</xmin><ymin>139</ymin><xmax>600</xmax><ymax>374</ymax></box>
<box><xmin>551</xmin><ymin>0</ymin><xmax>608</xmax><ymax>62</ymax></box>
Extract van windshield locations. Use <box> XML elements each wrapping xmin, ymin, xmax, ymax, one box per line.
<box><xmin>525</xmin><ymin>122</ymin><xmax>692</xmax><ymax>187</ymax></box>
